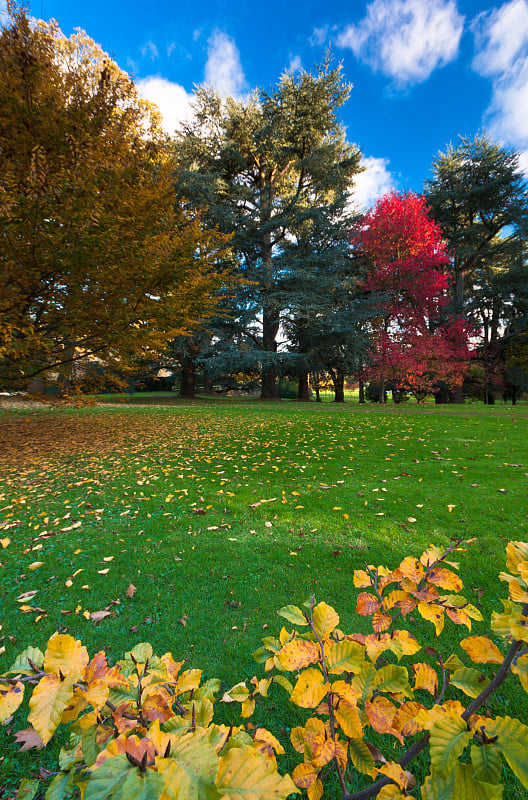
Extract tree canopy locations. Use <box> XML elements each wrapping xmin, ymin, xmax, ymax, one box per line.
<box><xmin>0</xmin><ymin>7</ymin><xmax>229</xmax><ymax>389</ymax></box>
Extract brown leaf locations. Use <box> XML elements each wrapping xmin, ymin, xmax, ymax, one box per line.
<box><xmin>125</xmin><ymin>584</ymin><xmax>137</xmax><ymax>598</ymax></box>
<box><xmin>178</xmin><ymin>614</ymin><xmax>188</xmax><ymax>627</ymax></box>
<box><xmin>13</xmin><ymin>727</ymin><xmax>45</xmax><ymax>751</ymax></box>
<box><xmin>90</xmin><ymin>610</ymin><xmax>112</xmax><ymax>622</ymax></box>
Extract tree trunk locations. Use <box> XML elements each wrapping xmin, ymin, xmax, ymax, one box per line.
<box><xmin>297</xmin><ymin>371</ymin><xmax>310</xmax><ymax>401</ymax></box>
<box><xmin>435</xmin><ymin>384</ymin><xmax>449</xmax><ymax>404</ymax></box>
<box><xmin>333</xmin><ymin>370</ymin><xmax>345</xmax><ymax>403</ymax></box>
<box><xmin>179</xmin><ymin>355</ymin><xmax>196</xmax><ymax>398</ymax></box>
<box><xmin>358</xmin><ymin>378</ymin><xmax>365</xmax><ymax>404</ymax></box>
<box><xmin>379</xmin><ymin>379</ymin><xmax>386</xmax><ymax>404</ymax></box>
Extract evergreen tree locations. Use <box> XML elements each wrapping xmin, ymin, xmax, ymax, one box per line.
<box><xmin>174</xmin><ymin>60</ymin><xmax>362</xmax><ymax>398</ymax></box>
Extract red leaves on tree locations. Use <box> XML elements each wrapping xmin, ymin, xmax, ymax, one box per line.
<box><xmin>354</xmin><ymin>192</ymin><xmax>472</xmax><ymax>397</ymax></box>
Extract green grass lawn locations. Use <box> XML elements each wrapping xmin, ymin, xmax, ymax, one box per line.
<box><xmin>1</xmin><ymin>400</ymin><xmax>527</xmax><ymax>796</ymax></box>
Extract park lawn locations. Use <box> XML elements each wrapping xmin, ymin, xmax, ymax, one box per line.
<box><xmin>0</xmin><ymin>400</ymin><xmax>527</xmax><ymax>796</ymax></box>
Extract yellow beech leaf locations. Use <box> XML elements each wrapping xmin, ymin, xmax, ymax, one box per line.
<box><xmin>377</xmin><ymin>785</ymin><xmax>406</xmax><ymax>800</ymax></box>
<box><xmin>413</xmin><ymin>663</ymin><xmax>438</xmax><ymax>695</ymax></box>
<box><xmin>460</xmin><ymin>636</ymin><xmax>504</xmax><ymax>665</ymax></box>
<box><xmin>292</xmin><ymin>763</ymin><xmax>319</xmax><ymax>789</ymax></box>
<box><xmin>353</xmin><ymin>570</ymin><xmax>372</xmax><ymax>588</ymax></box>
<box><xmin>509</xmin><ymin>579</ymin><xmax>528</xmax><ymax>604</ymax></box>
<box><xmin>311</xmin><ymin>734</ymin><xmax>335</xmax><ymax>768</ymax></box>
<box><xmin>417</xmin><ymin>602</ymin><xmax>444</xmax><ymax>636</ymax></box>
<box><xmin>377</xmin><ymin>762</ymin><xmax>409</xmax><ymax>790</ymax></box>
<box><xmin>326</xmin><ymin>639</ymin><xmax>365</xmax><ymax>675</ymax></box>
<box><xmin>392</xmin><ymin>630</ymin><xmax>421</xmax><ymax>656</ymax></box>
<box><xmin>372</xmin><ymin>611</ymin><xmax>393</xmax><ymax>633</ymax></box>
<box><xmin>217</xmin><ymin>746</ymin><xmax>298</xmax><ymax>800</ymax></box>
<box><xmin>278</xmin><ymin>639</ymin><xmax>320</xmax><ymax>671</ymax></box>
<box><xmin>312</xmin><ymin>602</ymin><xmax>339</xmax><ymax>640</ymax></box>
<box><xmin>511</xmin><ymin>653</ymin><xmax>528</xmax><ymax>691</ymax></box>
<box><xmin>254</xmin><ymin>728</ymin><xmax>284</xmax><ymax>755</ymax></box>
<box><xmin>427</xmin><ymin>567</ymin><xmax>463</xmax><ymax>592</ymax></box>
<box><xmin>290</xmin><ymin>668</ymin><xmax>329</xmax><ymax>708</ymax></box>
<box><xmin>241</xmin><ymin>698</ymin><xmax>256</xmax><ymax>718</ymax></box>
<box><xmin>394</xmin><ymin>701</ymin><xmax>426</xmax><ymax>737</ymax></box>
<box><xmin>43</xmin><ymin>633</ymin><xmax>89</xmax><ymax>681</ymax></box>
<box><xmin>331</xmin><ymin>680</ymin><xmax>360</xmax><ymax>706</ymax></box>
<box><xmin>506</xmin><ymin>542</ymin><xmax>528</xmax><ymax>575</ymax></box>
<box><xmin>398</xmin><ymin>556</ymin><xmax>424</xmax><ymax>584</ymax></box>
<box><xmin>333</xmin><ymin>700</ymin><xmax>363</xmax><ymax>738</ymax></box>
<box><xmin>290</xmin><ymin>727</ymin><xmax>305</xmax><ymax>753</ymax></box>
<box><xmin>307</xmin><ymin>778</ymin><xmax>323</xmax><ymax>800</ymax></box>
<box><xmin>28</xmin><ymin>674</ymin><xmax>75</xmax><ymax>744</ymax></box>
<box><xmin>0</xmin><ymin>682</ymin><xmax>24</xmax><ymax>722</ymax></box>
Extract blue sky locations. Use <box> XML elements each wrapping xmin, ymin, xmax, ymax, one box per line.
<box><xmin>18</xmin><ymin>0</ymin><xmax>528</xmax><ymax>207</ymax></box>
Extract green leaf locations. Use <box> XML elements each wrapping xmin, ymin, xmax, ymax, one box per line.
<box><xmin>471</xmin><ymin>744</ymin><xmax>502</xmax><ymax>784</ymax></box>
<box><xmin>156</xmin><ymin>730</ymin><xmax>220</xmax><ymax>800</ymax></box>
<box><xmin>252</xmin><ymin>646</ymin><xmax>271</xmax><ymax>664</ymax></box>
<box><xmin>216</xmin><ymin>745</ymin><xmax>298</xmax><ymax>800</ymax></box>
<box><xmin>326</xmin><ymin>640</ymin><xmax>365</xmax><ymax>675</ymax></box>
<box><xmin>352</xmin><ymin>662</ymin><xmax>377</xmax><ymax>705</ymax></box>
<box><xmin>113</xmin><ymin>769</ymin><xmax>165</xmax><ymax>800</ymax></box>
<box><xmin>450</xmin><ymin>668</ymin><xmax>490</xmax><ymax>699</ymax></box>
<box><xmin>272</xmin><ymin>674</ymin><xmax>293</xmax><ymax>693</ymax></box>
<box><xmin>6</xmin><ymin>647</ymin><xmax>44</xmax><ymax>676</ymax></box>
<box><xmin>453</xmin><ymin>764</ymin><xmax>503</xmax><ymax>800</ymax></box>
<box><xmin>81</xmin><ymin>725</ymin><xmax>100</xmax><ymax>768</ymax></box>
<box><xmin>430</xmin><ymin>716</ymin><xmax>472</xmax><ymax>777</ymax></box>
<box><xmin>127</xmin><ymin>643</ymin><xmax>154</xmax><ymax>663</ymax></box>
<box><xmin>277</xmin><ymin>605</ymin><xmax>308</xmax><ymax>626</ymax></box>
<box><xmin>17</xmin><ymin>779</ymin><xmax>39</xmax><ymax>800</ymax></box>
<box><xmin>45</xmin><ymin>771</ymin><xmax>75</xmax><ymax>800</ymax></box>
<box><xmin>373</xmin><ymin>664</ymin><xmax>412</xmax><ymax>696</ymax></box>
<box><xmin>85</xmin><ymin>754</ymin><xmax>132</xmax><ymax>800</ymax></box>
<box><xmin>484</xmin><ymin>716</ymin><xmax>528</xmax><ymax>789</ymax></box>
<box><xmin>347</xmin><ymin>738</ymin><xmax>375</xmax><ymax>776</ymax></box>
<box><xmin>421</xmin><ymin>771</ymin><xmax>455</xmax><ymax>800</ymax></box>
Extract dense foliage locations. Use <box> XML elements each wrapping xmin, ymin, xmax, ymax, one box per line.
<box><xmin>2</xmin><ymin>540</ymin><xmax>528</xmax><ymax>799</ymax></box>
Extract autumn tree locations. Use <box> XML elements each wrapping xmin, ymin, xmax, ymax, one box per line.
<box><xmin>355</xmin><ymin>192</ymin><xmax>472</xmax><ymax>402</ymax></box>
<box><xmin>0</xmin><ymin>6</ymin><xmax>229</xmax><ymax>390</ymax></box>
<box><xmin>174</xmin><ymin>61</ymin><xmax>362</xmax><ymax>398</ymax></box>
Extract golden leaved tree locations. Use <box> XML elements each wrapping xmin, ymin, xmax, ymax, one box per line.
<box><xmin>0</xmin><ymin>4</ymin><xmax>230</xmax><ymax>389</ymax></box>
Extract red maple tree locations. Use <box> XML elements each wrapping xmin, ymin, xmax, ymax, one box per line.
<box><xmin>354</xmin><ymin>192</ymin><xmax>472</xmax><ymax>400</ymax></box>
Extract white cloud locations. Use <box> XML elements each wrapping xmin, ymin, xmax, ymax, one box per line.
<box><xmin>472</xmin><ymin>0</ymin><xmax>528</xmax><ymax>75</ymax></box>
<box><xmin>518</xmin><ymin>149</ymin><xmax>528</xmax><ymax>176</ymax></box>
<box><xmin>141</xmin><ymin>40</ymin><xmax>159</xmax><ymax>60</ymax></box>
<box><xmin>336</xmin><ymin>0</ymin><xmax>464</xmax><ymax>85</ymax></box>
<box><xmin>1</xmin><ymin>1</ymin><xmax>10</xmax><ymax>26</ymax></box>
<box><xmin>288</xmin><ymin>54</ymin><xmax>303</xmax><ymax>72</ymax></box>
<box><xmin>310</xmin><ymin>26</ymin><xmax>328</xmax><ymax>46</ymax></box>
<box><xmin>351</xmin><ymin>156</ymin><xmax>395</xmax><ymax>210</ymax></box>
<box><xmin>136</xmin><ymin>76</ymin><xmax>195</xmax><ymax>135</ymax></box>
<box><xmin>204</xmin><ymin>30</ymin><xmax>247</xmax><ymax>98</ymax></box>
<box><xmin>472</xmin><ymin>1</ymin><xmax>528</xmax><ymax>149</ymax></box>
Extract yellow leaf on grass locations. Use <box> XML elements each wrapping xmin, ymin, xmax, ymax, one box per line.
<box><xmin>460</xmin><ymin>636</ymin><xmax>504</xmax><ymax>665</ymax></box>
<box><xmin>292</xmin><ymin>763</ymin><xmax>319</xmax><ymax>789</ymax></box>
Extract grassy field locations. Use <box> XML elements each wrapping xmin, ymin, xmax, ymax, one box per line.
<box><xmin>0</xmin><ymin>400</ymin><xmax>527</xmax><ymax>796</ymax></box>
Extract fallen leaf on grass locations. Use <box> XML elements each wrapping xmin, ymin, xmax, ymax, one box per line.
<box><xmin>126</xmin><ymin>584</ymin><xmax>137</xmax><ymax>598</ymax></box>
<box><xmin>89</xmin><ymin>610</ymin><xmax>112</xmax><ymax>622</ymax></box>
<box><xmin>13</xmin><ymin>728</ymin><xmax>44</xmax><ymax>752</ymax></box>
<box><xmin>16</xmin><ymin>591</ymin><xmax>38</xmax><ymax>602</ymax></box>
<box><xmin>1</xmin><ymin>537</ymin><xmax>10</xmax><ymax>548</ymax></box>
<box><xmin>28</xmin><ymin>562</ymin><xmax>44</xmax><ymax>570</ymax></box>
<box><xmin>178</xmin><ymin>614</ymin><xmax>188</xmax><ymax>626</ymax></box>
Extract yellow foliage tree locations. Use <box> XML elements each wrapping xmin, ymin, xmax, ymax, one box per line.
<box><xmin>0</xmin><ymin>4</ymin><xmax>230</xmax><ymax>389</ymax></box>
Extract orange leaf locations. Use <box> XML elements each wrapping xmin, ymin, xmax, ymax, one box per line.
<box><xmin>427</xmin><ymin>567</ymin><xmax>463</xmax><ymax>592</ymax></box>
<box><xmin>460</xmin><ymin>636</ymin><xmax>503</xmax><ymax>665</ymax></box>
<box><xmin>372</xmin><ymin>611</ymin><xmax>392</xmax><ymax>633</ymax></box>
<box><xmin>377</xmin><ymin>761</ymin><xmax>409</xmax><ymax>790</ymax></box>
<box><xmin>357</xmin><ymin>593</ymin><xmax>380</xmax><ymax>616</ymax></box>
<box><xmin>394</xmin><ymin>701</ymin><xmax>426</xmax><ymax>737</ymax></box>
<box><xmin>311</xmin><ymin>733</ymin><xmax>335</xmax><ymax>768</ymax></box>
<box><xmin>365</xmin><ymin>696</ymin><xmax>403</xmax><ymax>743</ymax></box>
<box><xmin>398</xmin><ymin>557</ymin><xmax>424</xmax><ymax>584</ymax></box>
